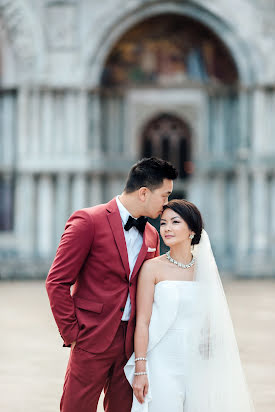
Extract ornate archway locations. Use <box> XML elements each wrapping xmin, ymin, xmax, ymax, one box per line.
<box><xmin>84</xmin><ymin>1</ymin><xmax>258</xmax><ymax>87</ymax></box>
<box><xmin>94</xmin><ymin>9</ymin><xmax>247</xmax><ymax>266</ymax></box>
<box><xmin>100</xmin><ymin>14</ymin><xmax>238</xmax><ymax>89</ymax></box>
<box><xmin>141</xmin><ymin>113</ymin><xmax>193</xmax><ymax>180</ymax></box>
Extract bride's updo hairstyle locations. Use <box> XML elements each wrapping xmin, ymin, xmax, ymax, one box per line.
<box><xmin>162</xmin><ymin>199</ymin><xmax>204</xmax><ymax>245</ymax></box>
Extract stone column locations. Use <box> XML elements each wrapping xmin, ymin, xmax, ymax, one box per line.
<box><xmin>225</xmin><ymin>174</ymin><xmax>236</xmax><ymax>259</ymax></box>
<box><xmin>64</xmin><ymin>91</ymin><xmax>77</xmax><ymax>154</ymax></box>
<box><xmin>118</xmin><ymin>97</ymin><xmax>125</xmax><ymax>154</ymax></box>
<box><xmin>55</xmin><ymin>173</ymin><xmax>70</xmax><ymax>247</ymax></box>
<box><xmin>212</xmin><ymin>96</ymin><xmax>225</xmax><ymax>156</ymax></box>
<box><xmin>55</xmin><ymin>91</ymin><xmax>65</xmax><ymax>154</ymax></box>
<box><xmin>76</xmin><ymin>90</ymin><xmax>88</xmax><ymax>154</ymax></box>
<box><xmin>251</xmin><ymin>168</ymin><xmax>268</xmax><ymax>258</ymax></box>
<box><xmin>89</xmin><ymin>92</ymin><xmax>101</xmax><ymax>154</ymax></box>
<box><xmin>206</xmin><ymin>94</ymin><xmax>214</xmax><ymax>154</ymax></box>
<box><xmin>210</xmin><ymin>173</ymin><xmax>226</xmax><ymax>257</ymax></box>
<box><xmin>37</xmin><ymin>174</ymin><xmax>54</xmax><ymax>258</ymax></box>
<box><xmin>123</xmin><ymin>95</ymin><xmax>136</xmax><ymax>158</ymax></box>
<box><xmin>41</xmin><ymin>91</ymin><xmax>53</xmax><ymax>155</ymax></box>
<box><xmin>235</xmin><ymin>167</ymin><xmax>250</xmax><ymax>265</ymax></box>
<box><xmin>107</xmin><ymin>97</ymin><xmax>118</xmax><ymax>154</ymax></box>
<box><xmin>199</xmin><ymin>174</ymin><xmax>212</xmax><ymax>234</ymax></box>
<box><xmin>29</xmin><ymin>90</ymin><xmax>41</xmax><ymax>156</ymax></box>
<box><xmin>238</xmin><ymin>90</ymin><xmax>250</xmax><ymax>152</ymax></box>
<box><xmin>107</xmin><ymin>175</ymin><xmax>124</xmax><ymax>200</ymax></box>
<box><xmin>88</xmin><ymin>174</ymin><xmax>102</xmax><ymax>206</ymax></box>
<box><xmin>71</xmin><ymin>173</ymin><xmax>87</xmax><ymax>212</ymax></box>
<box><xmin>270</xmin><ymin>173</ymin><xmax>275</xmax><ymax>260</ymax></box>
<box><xmin>252</xmin><ymin>89</ymin><xmax>266</xmax><ymax>154</ymax></box>
<box><xmin>14</xmin><ymin>173</ymin><xmax>35</xmax><ymax>257</ymax></box>
<box><xmin>188</xmin><ymin>172</ymin><xmax>205</xmax><ymax>211</ymax></box>
<box><xmin>17</xmin><ymin>88</ymin><xmax>29</xmax><ymax>160</ymax></box>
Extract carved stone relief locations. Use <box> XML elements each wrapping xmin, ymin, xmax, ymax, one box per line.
<box><xmin>45</xmin><ymin>1</ymin><xmax>77</xmax><ymax>50</ymax></box>
<box><xmin>0</xmin><ymin>0</ymin><xmax>38</xmax><ymax>69</ymax></box>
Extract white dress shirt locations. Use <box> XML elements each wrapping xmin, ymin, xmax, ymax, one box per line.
<box><xmin>116</xmin><ymin>196</ymin><xmax>143</xmax><ymax>321</ymax></box>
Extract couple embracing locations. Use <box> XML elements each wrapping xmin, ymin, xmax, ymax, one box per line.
<box><xmin>46</xmin><ymin>157</ymin><xmax>254</xmax><ymax>412</ymax></box>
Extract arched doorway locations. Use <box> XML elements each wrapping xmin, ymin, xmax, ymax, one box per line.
<box><xmin>99</xmin><ymin>12</ymin><xmax>239</xmax><ymax>191</ymax></box>
<box><xmin>99</xmin><ymin>13</ymin><xmax>239</xmax><ymax>171</ymax></box>
<box><xmin>98</xmin><ymin>12</ymin><xmax>242</xmax><ymax>265</ymax></box>
<box><xmin>141</xmin><ymin>112</ymin><xmax>193</xmax><ymax>250</ymax></box>
<box><xmin>141</xmin><ymin>113</ymin><xmax>193</xmax><ymax>182</ymax></box>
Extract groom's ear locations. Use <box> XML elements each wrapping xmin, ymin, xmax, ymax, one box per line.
<box><xmin>138</xmin><ymin>186</ymin><xmax>149</xmax><ymax>202</ymax></box>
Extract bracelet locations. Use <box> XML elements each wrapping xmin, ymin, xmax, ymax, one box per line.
<box><xmin>135</xmin><ymin>357</ymin><xmax>147</xmax><ymax>362</ymax></box>
<box><xmin>134</xmin><ymin>371</ymin><xmax>147</xmax><ymax>376</ymax></box>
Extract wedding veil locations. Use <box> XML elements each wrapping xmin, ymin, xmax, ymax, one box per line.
<box><xmin>185</xmin><ymin>229</ymin><xmax>255</xmax><ymax>412</ymax></box>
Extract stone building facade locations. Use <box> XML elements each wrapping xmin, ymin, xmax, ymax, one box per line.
<box><xmin>0</xmin><ymin>0</ymin><xmax>274</xmax><ymax>278</ymax></box>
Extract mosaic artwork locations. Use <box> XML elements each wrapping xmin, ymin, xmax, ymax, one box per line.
<box><xmin>101</xmin><ymin>14</ymin><xmax>238</xmax><ymax>87</ymax></box>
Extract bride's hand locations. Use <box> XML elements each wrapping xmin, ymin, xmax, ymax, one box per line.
<box><xmin>133</xmin><ymin>375</ymin><xmax>149</xmax><ymax>404</ymax></box>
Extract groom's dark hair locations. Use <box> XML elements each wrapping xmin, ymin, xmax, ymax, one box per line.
<box><xmin>124</xmin><ymin>157</ymin><xmax>178</xmax><ymax>193</ymax></box>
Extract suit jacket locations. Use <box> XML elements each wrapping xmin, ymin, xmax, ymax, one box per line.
<box><xmin>46</xmin><ymin>197</ymin><xmax>160</xmax><ymax>359</ymax></box>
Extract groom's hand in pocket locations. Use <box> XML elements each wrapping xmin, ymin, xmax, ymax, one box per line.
<box><xmin>133</xmin><ymin>375</ymin><xmax>149</xmax><ymax>404</ymax></box>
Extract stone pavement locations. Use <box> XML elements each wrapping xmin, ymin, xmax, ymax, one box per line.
<box><xmin>0</xmin><ymin>280</ymin><xmax>274</xmax><ymax>412</ymax></box>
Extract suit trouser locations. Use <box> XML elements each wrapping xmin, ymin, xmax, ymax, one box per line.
<box><xmin>60</xmin><ymin>321</ymin><xmax>132</xmax><ymax>412</ymax></box>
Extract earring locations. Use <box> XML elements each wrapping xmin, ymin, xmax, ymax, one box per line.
<box><xmin>189</xmin><ymin>234</ymin><xmax>194</xmax><ymax>240</ymax></box>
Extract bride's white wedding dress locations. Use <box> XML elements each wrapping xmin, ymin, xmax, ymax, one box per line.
<box><xmin>125</xmin><ymin>230</ymin><xmax>255</xmax><ymax>412</ymax></box>
<box><xmin>125</xmin><ymin>280</ymin><xmax>201</xmax><ymax>412</ymax></box>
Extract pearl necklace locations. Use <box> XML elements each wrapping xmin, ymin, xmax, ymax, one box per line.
<box><xmin>166</xmin><ymin>250</ymin><xmax>196</xmax><ymax>269</ymax></box>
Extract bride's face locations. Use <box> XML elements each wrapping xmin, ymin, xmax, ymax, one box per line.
<box><xmin>160</xmin><ymin>208</ymin><xmax>194</xmax><ymax>247</ymax></box>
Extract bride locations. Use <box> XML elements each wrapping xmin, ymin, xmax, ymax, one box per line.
<box><xmin>124</xmin><ymin>199</ymin><xmax>254</xmax><ymax>412</ymax></box>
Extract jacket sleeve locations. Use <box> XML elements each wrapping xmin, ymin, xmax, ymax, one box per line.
<box><xmin>45</xmin><ymin>209</ymin><xmax>94</xmax><ymax>346</ymax></box>
<box><xmin>154</xmin><ymin>230</ymin><xmax>160</xmax><ymax>257</ymax></box>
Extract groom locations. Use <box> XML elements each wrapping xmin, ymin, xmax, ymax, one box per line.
<box><xmin>46</xmin><ymin>157</ymin><xmax>178</xmax><ymax>412</ymax></box>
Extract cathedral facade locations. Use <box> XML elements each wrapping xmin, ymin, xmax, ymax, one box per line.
<box><xmin>0</xmin><ymin>0</ymin><xmax>274</xmax><ymax>277</ymax></box>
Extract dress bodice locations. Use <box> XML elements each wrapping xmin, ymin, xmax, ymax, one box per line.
<box><xmin>125</xmin><ymin>260</ymin><xmax>254</xmax><ymax>412</ymax></box>
<box><xmin>154</xmin><ymin>281</ymin><xmax>200</xmax><ymax>330</ymax></box>
<box><xmin>124</xmin><ymin>280</ymin><xmax>201</xmax><ymax>412</ymax></box>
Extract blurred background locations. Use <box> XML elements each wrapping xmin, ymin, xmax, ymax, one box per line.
<box><xmin>0</xmin><ymin>0</ymin><xmax>274</xmax><ymax>277</ymax></box>
<box><xmin>0</xmin><ymin>0</ymin><xmax>274</xmax><ymax>411</ymax></box>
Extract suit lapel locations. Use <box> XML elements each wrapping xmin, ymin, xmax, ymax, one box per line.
<box><xmin>106</xmin><ymin>199</ymin><xmax>130</xmax><ymax>278</ymax></box>
<box><xmin>131</xmin><ymin>224</ymin><xmax>150</xmax><ymax>281</ymax></box>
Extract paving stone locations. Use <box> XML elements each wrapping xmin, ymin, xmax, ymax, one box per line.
<box><xmin>0</xmin><ymin>280</ymin><xmax>274</xmax><ymax>412</ymax></box>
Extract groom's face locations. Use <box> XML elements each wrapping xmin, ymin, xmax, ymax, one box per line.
<box><xmin>144</xmin><ymin>179</ymin><xmax>173</xmax><ymax>219</ymax></box>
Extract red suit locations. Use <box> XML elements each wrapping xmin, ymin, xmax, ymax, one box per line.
<box><xmin>46</xmin><ymin>198</ymin><xmax>159</xmax><ymax>412</ymax></box>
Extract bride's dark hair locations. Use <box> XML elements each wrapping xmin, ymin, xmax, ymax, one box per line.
<box><xmin>162</xmin><ymin>199</ymin><xmax>204</xmax><ymax>245</ymax></box>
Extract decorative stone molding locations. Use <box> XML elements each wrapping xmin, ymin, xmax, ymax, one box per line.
<box><xmin>0</xmin><ymin>0</ymin><xmax>42</xmax><ymax>71</ymax></box>
<box><xmin>45</xmin><ymin>1</ymin><xmax>77</xmax><ymax>50</ymax></box>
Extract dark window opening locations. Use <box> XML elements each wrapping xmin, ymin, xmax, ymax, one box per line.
<box><xmin>0</xmin><ymin>174</ymin><xmax>14</xmax><ymax>231</ymax></box>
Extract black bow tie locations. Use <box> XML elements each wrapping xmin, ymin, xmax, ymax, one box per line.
<box><xmin>124</xmin><ymin>216</ymin><xmax>148</xmax><ymax>233</ymax></box>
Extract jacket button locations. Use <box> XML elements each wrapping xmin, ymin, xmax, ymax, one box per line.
<box><xmin>129</xmin><ymin>282</ymin><xmax>132</xmax><ymax>286</ymax></box>
<box><xmin>120</xmin><ymin>307</ymin><xmax>124</xmax><ymax>312</ymax></box>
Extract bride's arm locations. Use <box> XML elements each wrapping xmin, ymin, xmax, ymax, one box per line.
<box><xmin>133</xmin><ymin>260</ymin><xmax>156</xmax><ymax>404</ymax></box>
